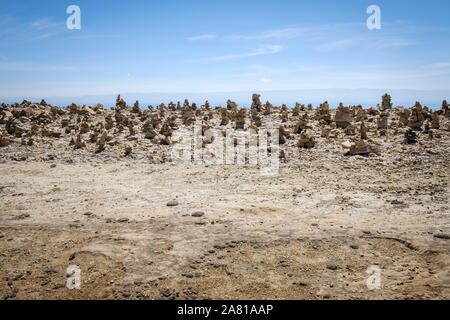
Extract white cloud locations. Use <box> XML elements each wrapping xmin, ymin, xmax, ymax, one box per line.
<box><xmin>187</xmin><ymin>34</ymin><xmax>217</xmax><ymax>41</ymax></box>
<box><xmin>225</xmin><ymin>23</ymin><xmax>362</xmax><ymax>41</ymax></box>
<box><xmin>227</xmin><ymin>27</ymin><xmax>312</xmax><ymax>40</ymax></box>
<box><xmin>260</xmin><ymin>78</ymin><xmax>272</xmax><ymax>83</ymax></box>
<box><xmin>200</xmin><ymin>45</ymin><xmax>282</xmax><ymax>62</ymax></box>
<box><xmin>30</xmin><ymin>18</ymin><xmax>61</xmax><ymax>30</ymax></box>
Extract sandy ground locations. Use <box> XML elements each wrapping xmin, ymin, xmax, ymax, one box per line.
<box><xmin>1</xmin><ymin>150</ymin><xmax>449</xmax><ymax>300</ymax></box>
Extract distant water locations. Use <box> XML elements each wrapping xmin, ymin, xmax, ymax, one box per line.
<box><xmin>2</xmin><ymin>89</ymin><xmax>448</xmax><ymax>110</ymax></box>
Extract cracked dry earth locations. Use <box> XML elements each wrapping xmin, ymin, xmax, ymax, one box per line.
<box><xmin>0</xmin><ymin>153</ymin><xmax>449</xmax><ymax>300</ymax></box>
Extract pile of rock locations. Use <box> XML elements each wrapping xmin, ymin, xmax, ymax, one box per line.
<box><xmin>220</xmin><ymin>109</ymin><xmax>230</xmax><ymax>126</ymax></box>
<box><xmin>346</xmin><ymin>140</ymin><xmax>378</xmax><ymax>156</ymax></box>
<box><xmin>314</xmin><ymin>101</ymin><xmax>332</xmax><ymax>124</ymax></box>
<box><xmin>381</xmin><ymin>93</ymin><xmax>392</xmax><ymax>111</ymax></box>
<box><xmin>251</xmin><ymin>94</ymin><xmax>263</xmax><ymax>112</ymax></box>
<box><xmin>404</xmin><ymin>129</ymin><xmax>417</xmax><ymax>144</ymax></box>
<box><xmin>334</xmin><ymin>103</ymin><xmax>353</xmax><ymax>129</ymax></box>
<box><xmin>296</xmin><ymin>131</ymin><xmax>315</xmax><ymax>149</ymax></box>
<box><xmin>399</xmin><ymin>109</ymin><xmax>410</xmax><ymax>127</ymax></box>
<box><xmin>293</xmin><ymin>119</ymin><xmax>308</xmax><ymax>134</ymax></box>
<box><xmin>377</xmin><ymin>112</ymin><xmax>389</xmax><ymax>130</ymax></box>
<box><xmin>442</xmin><ymin>100</ymin><xmax>449</xmax><ymax>118</ymax></box>
<box><xmin>408</xmin><ymin>102</ymin><xmax>425</xmax><ymax>129</ymax></box>
<box><xmin>235</xmin><ymin>109</ymin><xmax>246</xmax><ymax>130</ymax></box>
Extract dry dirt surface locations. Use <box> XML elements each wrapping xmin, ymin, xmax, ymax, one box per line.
<box><xmin>0</xmin><ymin>97</ymin><xmax>449</xmax><ymax>300</ymax></box>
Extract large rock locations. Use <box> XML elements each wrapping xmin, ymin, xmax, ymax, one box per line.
<box><xmin>251</xmin><ymin>94</ymin><xmax>262</xmax><ymax>112</ymax></box>
<box><xmin>347</xmin><ymin>141</ymin><xmax>378</xmax><ymax>155</ymax></box>
<box><xmin>264</xmin><ymin>101</ymin><xmax>272</xmax><ymax>115</ymax></box>
<box><xmin>377</xmin><ymin>113</ymin><xmax>389</xmax><ymax>130</ymax></box>
<box><xmin>408</xmin><ymin>102</ymin><xmax>425</xmax><ymax>129</ymax></box>
<box><xmin>315</xmin><ymin>101</ymin><xmax>332</xmax><ymax>124</ymax></box>
<box><xmin>404</xmin><ymin>129</ymin><xmax>417</xmax><ymax>144</ymax></box>
<box><xmin>334</xmin><ymin>103</ymin><xmax>352</xmax><ymax>129</ymax></box>
<box><xmin>381</xmin><ymin>93</ymin><xmax>392</xmax><ymax>111</ymax></box>
<box><xmin>220</xmin><ymin>109</ymin><xmax>230</xmax><ymax>126</ymax></box>
<box><xmin>431</xmin><ymin>112</ymin><xmax>440</xmax><ymax>129</ymax></box>
<box><xmin>399</xmin><ymin>109</ymin><xmax>410</xmax><ymax>126</ymax></box>
<box><xmin>0</xmin><ymin>135</ymin><xmax>12</xmax><ymax>147</ymax></box>
<box><xmin>360</xmin><ymin>122</ymin><xmax>368</xmax><ymax>140</ymax></box>
<box><xmin>293</xmin><ymin>119</ymin><xmax>308</xmax><ymax>134</ymax></box>
<box><xmin>235</xmin><ymin>109</ymin><xmax>246</xmax><ymax>130</ymax></box>
<box><xmin>296</xmin><ymin>131</ymin><xmax>315</xmax><ymax>149</ymax></box>
<box><xmin>442</xmin><ymin>100</ymin><xmax>449</xmax><ymax>118</ymax></box>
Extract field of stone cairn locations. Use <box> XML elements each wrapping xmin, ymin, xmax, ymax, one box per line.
<box><xmin>0</xmin><ymin>94</ymin><xmax>449</xmax><ymax>162</ymax></box>
<box><xmin>0</xmin><ymin>94</ymin><xmax>449</xmax><ymax>300</ymax></box>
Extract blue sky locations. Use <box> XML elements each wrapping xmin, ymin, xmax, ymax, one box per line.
<box><xmin>0</xmin><ymin>0</ymin><xmax>450</xmax><ymax>104</ymax></box>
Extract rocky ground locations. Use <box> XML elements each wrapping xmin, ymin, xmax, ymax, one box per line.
<box><xmin>0</xmin><ymin>95</ymin><xmax>449</xmax><ymax>300</ymax></box>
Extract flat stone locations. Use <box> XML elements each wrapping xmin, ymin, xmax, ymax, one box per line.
<box><xmin>166</xmin><ymin>200</ymin><xmax>179</xmax><ymax>207</ymax></box>
<box><xmin>326</xmin><ymin>263</ymin><xmax>339</xmax><ymax>271</ymax></box>
<box><xmin>192</xmin><ymin>211</ymin><xmax>205</xmax><ymax>217</ymax></box>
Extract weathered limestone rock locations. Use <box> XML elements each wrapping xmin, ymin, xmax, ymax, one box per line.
<box><xmin>251</xmin><ymin>111</ymin><xmax>262</xmax><ymax>127</ymax></box>
<box><xmin>96</xmin><ymin>133</ymin><xmax>106</xmax><ymax>152</ymax></box>
<box><xmin>377</xmin><ymin>113</ymin><xmax>389</xmax><ymax>130</ymax></box>
<box><xmin>124</xmin><ymin>145</ymin><xmax>132</xmax><ymax>156</ymax></box>
<box><xmin>142</xmin><ymin>121</ymin><xmax>157</xmax><ymax>139</ymax></box>
<box><xmin>399</xmin><ymin>109</ymin><xmax>410</xmax><ymax>126</ymax></box>
<box><xmin>182</xmin><ymin>111</ymin><xmax>195</xmax><ymax>126</ymax></box>
<box><xmin>279</xmin><ymin>126</ymin><xmax>289</xmax><ymax>145</ymax></box>
<box><xmin>132</xmin><ymin>101</ymin><xmax>140</xmax><ymax>114</ymax></box>
<box><xmin>279</xmin><ymin>149</ymin><xmax>286</xmax><ymax>161</ymax></box>
<box><xmin>220</xmin><ymin>109</ymin><xmax>230</xmax><ymax>126</ymax></box>
<box><xmin>235</xmin><ymin>109</ymin><xmax>246</xmax><ymax>130</ymax></box>
<box><xmin>296</xmin><ymin>131</ymin><xmax>315</xmax><ymax>149</ymax></box>
<box><xmin>344</xmin><ymin>125</ymin><xmax>356</xmax><ymax>136</ymax></box>
<box><xmin>355</xmin><ymin>108</ymin><xmax>367</xmax><ymax>122</ymax></box>
<box><xmin>321</xmin><ymin>128</ymin><xmax>330</xmax><ymax>138</ymax></box>
<box><xmin>42</xmin><ymin>128</ymin><xmax>62</xmax><ymax>139</ymax></box>
<box><xmin>127</xmin><ymin>125</ymin><xmax>136</xmax><ymax>136</ymax></box>
<box><xmin>251</xmin><ymin>94</ymin><xmax>262</xmax><ymax>112</ymax></box>
<box><xmin>347</xmin><ymin>140</ymin><xmax>378</xmax><ymax>155</ymax></box>
<box><xmin>80</xmin><ymin>122</ymin><xmax>90</xmax><ymax>134</ymax></box>
<box><xmin>341</xmin><ymin>140</ymin><xmax>352</xmax><ymax>149</ymax></box>
<box><xmin>5</xmin><ymin>119</ymin><xmax>17</xmax><ymax>135</ymax></box>
<box><xmin>264</xmin><ymin>101</ymin><xmax>272</xmax><ymax>115</ymax></box>
<box><xmin>292</xmin><ymin>103</ymin><xmax>301</xmax><ymax>116</ymax></box>
<box><xmin>368</xmin><ymin>107</ymin><xmax>379</xmax><ymax>116</ymax></box>
<box><xmin>408</xmin><ymin>102</ymin><xmax>425</xmax><ymax>129</ymax></box>
<box><xmin>72</xmin><ymin>135</ymin><xmax>86</xmax><ymax>149</ymax></box>
<box><xmin>381</xmin><ymin>93</ymin><xmax>392</xmax><ymax>111</ymax></box>
<box><xmin>442</xmin><ymin>100</ymin><xmax>449</xmax><ymax>118</ymax></box>
<box><xmin>315</xmin><ymin>101</ymin><xmax>332</xmax><ymax>124</ymax></box>
<box><xmin>227</xmin><ymin>100</ymin><xmax>238</xmax><ymax>111</ymax></box>
<box><xmin>61</xmin><ymin>118</ymin><xmax>70</xmax><ymax>128</ymax></box>
<box><xmin>334</xmin><ymin>103</ymin><xmax>352</xmax><ymax>129</ymax></box>
<box><xmin>293</xmin><ymin>119</ymin><xmax>308</xmax><ymax>134</ymax></box>
<box><xmin>360</xmin><ymin>122</ymin><xmax>368</xmax><ymax>140</ymax></box>
<box><xmin>404</xmin><ymin>128</ymin><xmax>417</xmax><ymax>144</ymax></box>
<box><xmin>158</xmin><ymin>136</ymin><xmax>173</xmax><ymax>145</ymax></box>
<box><xmin>0</xmin><ymin>135</ymin><xmax>11</xmax><ymax>147</ymax></box>
<box><xmin>150</xmin><ymin>114</ymin><xmax>161</xmax><ymax>128</ymax></box>
<box><xmin>160</xmin><ymin>122</ymin><xmax>173</xmax><ymax>137</ymax></box>
<box><xmin>431</xmin><ymin>112</ymin><xmax>440</xmax><ymax>129</ymax></box>
<box><xmin>116</xmin><ymin>94</ymin><xmax>126</xmax><ymax>110</ymax></box>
